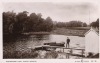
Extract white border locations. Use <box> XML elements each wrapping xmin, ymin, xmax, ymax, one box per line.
<box><xmin>0</xmin><ymin>0</ymin><xmax>100</xmax><ymax>63</ymax></box>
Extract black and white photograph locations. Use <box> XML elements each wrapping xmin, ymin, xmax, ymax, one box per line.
<box><xmin>2</xmin><ymin>1</ymin><xmax>99</xmax><ymax>59</ymax></box>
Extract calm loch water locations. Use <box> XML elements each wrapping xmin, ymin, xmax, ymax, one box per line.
<box><xmin>3</xmin><ymin>34</ymin><xmax>85</xmax><ymax>59</ymax></box>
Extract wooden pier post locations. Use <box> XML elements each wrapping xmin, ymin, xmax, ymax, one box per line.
<box><xmin>82</xmin><ymin>49</ymin><xmax>84</xmax><ymax>57</ymax></box>
<box><xmin>63</xmin><ymin>48</ymin><xmax>64</xmax><ymax>52</ymax></box>
<box><xmin>42</xmin><ymin>46</ymin><xmax>43</xmax><ymax>50</ymax></box>
<box><xmin>70</xmin><ymin>48</ymin><xmax>73</xmax><ymax>55</ymax></box>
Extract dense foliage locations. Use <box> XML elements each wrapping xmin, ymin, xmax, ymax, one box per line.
<box><xmin>3</xmin><ymin>11</ymin><xmax>99</xmax><ymax>35</ymax></box>
<box><xmin>54</xmin><ymin>21</ymin><xmax>87</xmax><ymax>28</ymax></box>
<box><xmin>90</xmin><ymin>18</ymin><xmax>99</xmax><ymax>28</ymax></box>
<box><xmin>3</xmin><ymin>11</ymin><xmax>53</xmax><ymax>34</ymax></box>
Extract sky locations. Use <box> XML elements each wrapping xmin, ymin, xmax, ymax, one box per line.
<box><xmin>3</xmin><ymin>2</ymin><xmax>99</xmax><ymax>24</ymax></box>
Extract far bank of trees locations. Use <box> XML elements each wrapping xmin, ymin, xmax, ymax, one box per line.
<box><xmin>55</xmin><ymin>21</ymin><xmax>87</xmax><ymax>28</ymax></box>
<box><xmin>3</xmin><ymin>11</ymin><xmax>53</xmax><ymax>34</ymax></box>
<box><xmin>3</xmin><ymin>11</ymin><xmax>99</xmax><ymax>35</ymax></box>
<box><xmin>90</xmin><ymin>18</ymin><xmax>99</xmax><ymax>28</ymax></box>
<box><xmin>54</xmin><ymin>19</ymin><xmax>99</xmax><ymax>29</ymax></box>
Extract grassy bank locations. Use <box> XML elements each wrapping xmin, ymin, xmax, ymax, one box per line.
<box><xmin>22</xmin><ymin>32</ymin><xmax>50</xmax><ymax>35</ymax></box>
<box><xmin>21</xmin><ymin>27</ymin><xmax>90</xmax><ymax>36</ymax></box>
<box><xmin>51</xmin><ymin>27</ymin><xmax>90</xmax><ymax>36</ymax></box>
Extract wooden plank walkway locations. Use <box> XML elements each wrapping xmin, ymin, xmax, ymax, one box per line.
<box><xmin>34</xmin><ymin>45</ymin><xmax>85</xmax><ymax>57</ymax></box>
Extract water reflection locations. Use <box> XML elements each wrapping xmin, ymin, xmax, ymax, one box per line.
<box><xmin>3</xmin><ymin>34</ymin><xmax>85</xmax><ymax>59</ymax></box>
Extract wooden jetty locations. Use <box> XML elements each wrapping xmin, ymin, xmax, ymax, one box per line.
<box><xmin>29</xmin><ymin>41</ymin><xmax>85</xmax><ymax>58</ymax></box>
<box><xmin>34</xmin><ymin>45</ymin><xmax>62</xmax><ymax>51</ymax></box>
<box><xmin>34</xmin><ymin>45</ymin><xmax>85</xmax><ymax>57</ymax></box>
<box><xmin>43</xmin><ymin>42</ymin><xmax>65</xmax><ymax>47</ymax></box>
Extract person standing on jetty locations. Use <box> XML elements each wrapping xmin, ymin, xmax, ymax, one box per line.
<box><xmin>66</xmin><ymin>37</ymin><xmax>70</xmax><ymax>48</ymax></box>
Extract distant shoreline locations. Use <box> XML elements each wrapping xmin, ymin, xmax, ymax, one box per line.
<box><xmin>3</xmin><ymin>27</ymin><xmax>90</xmax><ymax>37</ymax></box>
<box><xmin>21</xmin><ymin>28</ymin><xmax>89</xmax><ymax>37</ymax></box>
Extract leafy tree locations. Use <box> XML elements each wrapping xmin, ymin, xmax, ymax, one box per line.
<box><xmin>45</xmin><ymin>17</ymin><xmax>53</xmax><ymax>31</ymax></box>
<box><xmin>3</xmin><ymin>11</ymin><xmax>16</xmax><ymax>34</ymax></box>
<box><xmin>90</xmin><ymin>18</ymin><xmax>99</xmax><ymax>28</ymax></box>
<box><xmin>83</xmin><ymin>23</ymin><xmax>87</xmax><ymax>27</ymax></box>
<box><xmin>13</xmin><ymin>11</ymin><xmax>28</xmax><ymax>34</ymax></box>
<box><xmin>28</xmin><ymin>13</ymin><xmax>38</xmax><ymax>31</ymax></box>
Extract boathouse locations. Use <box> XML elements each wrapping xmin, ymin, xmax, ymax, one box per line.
<box><xmin>84</xmin><ymin>27</ymin><xmax>99</xmax><ymax>56</ymax></box>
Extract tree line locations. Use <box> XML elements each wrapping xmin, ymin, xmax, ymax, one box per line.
<box><xmin>3</xmin><ymin>11</ymin><xmax>53</xmax><ymax>34</ymax></box>
<box><xmin>54</xmin><ymin>19</ymin><xmax>99</xmax><ymax>28</ymax></box>
<box><xmin>55</xmin><ymin>21</ymin><xmax>87</xmax><ymax>28</ymax></box>
<box><xmin>3</xmin><ymin>11</ymin><xmax>99</xmax><ymax>35</ymax></box>
<box><xmin>90</xmin><ymin>18</ymin><xmax>99</xmax><ymax>28</ymax></box>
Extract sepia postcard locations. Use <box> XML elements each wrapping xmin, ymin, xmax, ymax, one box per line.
<box><xmin>0</xmin><ymin>0</ymin><xmax>100</xmax><ymax>63</ymax></box>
